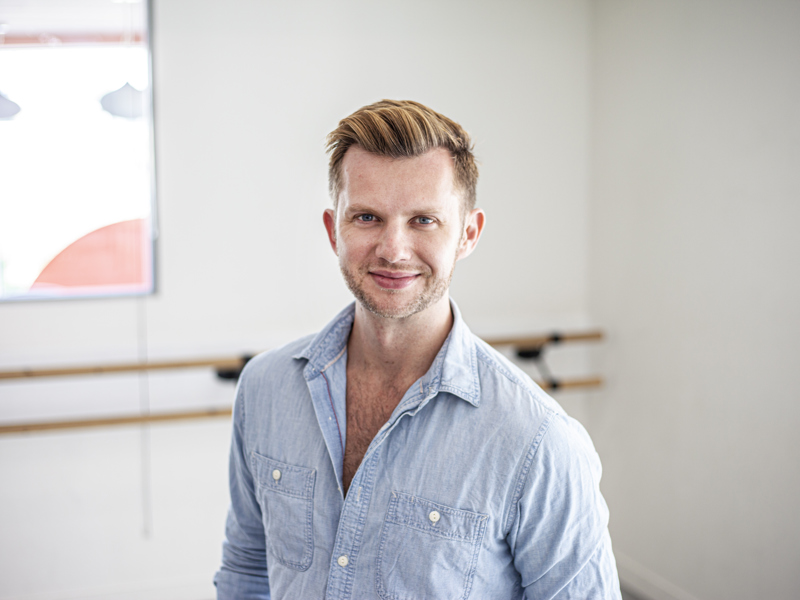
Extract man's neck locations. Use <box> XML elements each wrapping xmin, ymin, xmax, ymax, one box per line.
<box><xmin>347</xmin><ymin>295</ymin><xmax>454</xmax><ymax>382</ymax></box>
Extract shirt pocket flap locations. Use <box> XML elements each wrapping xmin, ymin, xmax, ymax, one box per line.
<box><xmin>387</xmin><ymin>491</ymin><xmax>487</xmax><ymax>543</ymax></box>
<box><xmin>251</xmin><ymin>452</ymin><xmax>315</xmax><ymax>499</ymax></box>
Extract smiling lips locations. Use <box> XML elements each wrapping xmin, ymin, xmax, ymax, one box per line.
<box><xmin>369</xmin><ymin>269</ymin><xmax>420</xmax><ymax>290</ymax></box>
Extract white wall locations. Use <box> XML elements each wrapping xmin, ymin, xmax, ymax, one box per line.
<box><xmin>589</xmin><ymin>2</ymin><xmax>800</xmax><ymax>599</ymax></box>
<box><xmin>8</xmin><ymin>2</ymin><xmax>798</xmax><ymax>599</ymax></box>
<box><xmin>0</xmin><ymin>1</ymin><xmax>594</xmax><ymax>598</ymax></box>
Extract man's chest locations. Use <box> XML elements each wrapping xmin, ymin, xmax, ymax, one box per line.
<box><xmin>251</xmin><ymin>379</ymin><xmax>529</xmax><ymax>600</ymax></box>
<box><xmin>342</xmin><ymin>374</ymin><xmax>406</xmax><ymax>492</ymax></box>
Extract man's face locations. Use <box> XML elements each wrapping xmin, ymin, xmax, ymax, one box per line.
<box><xmin>323</xmin><ymin>146</ymin><xmax>483</xmax><ymax>320</ymax></box>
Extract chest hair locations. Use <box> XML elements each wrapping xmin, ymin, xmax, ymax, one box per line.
<box><xmin>343</xmin><ymin>372</ymin><xmax>408</xmax><ymax>495</ymax></box>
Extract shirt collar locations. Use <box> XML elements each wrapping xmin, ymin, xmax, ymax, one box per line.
<box><xmin>293</xmin><ymin>302</ymin><xmax>355</xmax><ymax>373</ymax></box>
<box><xmin>294</xmin><ymin>299</ymin><xmax>481</xmax><ymax>407</ymax></box>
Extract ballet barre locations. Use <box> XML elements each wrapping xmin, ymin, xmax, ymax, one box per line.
<box><xmin>0</xmin><ymin>376</ymin><xmax>605</xmax><ymax>435</ymax></box>
<box><xmin>0</xmin><ymin>330</ymin><xmax>602</xmax><ymax>381</ymax></box>
<box><xmin>0</xmin><ymin>330</ymin><xmax>603</xmax><ymax>435</ymax></box>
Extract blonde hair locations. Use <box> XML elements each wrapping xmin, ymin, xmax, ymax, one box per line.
<box><xmin>326</xmin><ymin>99</ymin><xmax>478</xmax><ymax>211</ymax></box>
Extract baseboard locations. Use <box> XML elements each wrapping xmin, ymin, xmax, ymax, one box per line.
<box><xmin>1</xmin><ymin>576</ymin><xmax>214</xmax><ymax>600</ymax></box>
<box><xmin>616</xmin><ymin>552</ymin><xmax>701</xmax><ymax>600</ymax></box>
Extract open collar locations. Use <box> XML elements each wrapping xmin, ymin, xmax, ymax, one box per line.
<box><xmin>295</xmin><ymin>299</ymin><xmax>481</xmax><ymax>407</ymax></box>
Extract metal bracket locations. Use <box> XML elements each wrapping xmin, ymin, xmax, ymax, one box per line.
<box><xmin>215</xmin><ymin>355</ymin><xmax>254</xmax><ymax>381</ymax></box>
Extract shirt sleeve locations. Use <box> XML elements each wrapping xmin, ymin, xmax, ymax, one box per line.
<box><xmin>214</xmin><ymin>381</ymin><xmax>272</xmax><ymax>600</ymax></box>
<box><xmin>507</xmin><ymin>412</ymin><xmax>622</xmax><ymax>600</ymax></box>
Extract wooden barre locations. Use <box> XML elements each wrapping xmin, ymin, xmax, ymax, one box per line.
<box><xmin>0</xmin><ymin>376</ymin><xmax>603</xmax><ymax>435</ymax></box>
<box><xmin>0</xmin><ymin>357</ymin><xmax>243</xmax><ymax>381</ymax></box>
<box><xmin>0</xmin><ymin>407</ymin><xmax>233</xmax><ymax>435</ymax></box>
<box><xmin>0</xmin><ymin>330</ymin><xmax>603</xmax><ymax>382</ymax></box>
<box><xmin>484</xmin><ymin>330</ymin><xmax>604</xmax><ymax>348</ymax></box>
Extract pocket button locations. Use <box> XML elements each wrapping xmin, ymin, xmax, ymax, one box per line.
<box><xmin>429</xmin><ymin>510</ymin><xmax>440</xmax><ymax>524</ymax></box>
<box><xmin>272</xmin><ymin>469</ymin><xmax>281</xmax><ymax>481</ymax></box>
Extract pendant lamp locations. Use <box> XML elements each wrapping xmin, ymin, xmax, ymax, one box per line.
<box><xmin>0</xmin><ymin>91</ymin><xmax>21</xmax><ymax>119</ymax></box>
<box><xmin>100</xmin><ymin>82</ymin><xmax>144</xmax><ymax>119</ymax></box>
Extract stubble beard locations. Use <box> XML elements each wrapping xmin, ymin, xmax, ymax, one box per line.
<box><xmin>339</xmin><ymin>256</ymin><xmax>457</xmax><ymax>320</ymax></box>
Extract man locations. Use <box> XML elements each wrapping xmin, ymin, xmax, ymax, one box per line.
<box><xmin>215</xmin><ymin>99</ymin><xmax>621</xmax><ymax>599</ymax></box>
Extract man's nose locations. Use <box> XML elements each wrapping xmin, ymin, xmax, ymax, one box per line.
<box><xmin>375</xmin><ymin>222</ymin><xmax>412</xmax><ymax>264</ymax></box>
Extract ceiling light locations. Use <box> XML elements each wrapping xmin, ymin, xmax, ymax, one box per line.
<box><xmin>100</xmin><ymin>82</ymin><xmax>144</xmax><ymax>119</ymax></box>
<box><xmin>0</xmin><ymin>91</ymin><xmax>21</xmax><ymax>119</ymax></box>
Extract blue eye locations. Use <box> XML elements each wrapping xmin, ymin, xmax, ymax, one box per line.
<box><xmin>358</xmin><ymin>214</ymin><xmax>376</xmax><ymax>222</ymax></box>
<box><xmin>417</xmin><ymin>216</ymin><xmax>434</xmax><ymax>225</ymax></box>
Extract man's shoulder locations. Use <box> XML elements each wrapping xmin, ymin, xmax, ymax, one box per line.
<box><xmin>239</xmin><ymin>333</ymin><xmax>315</xmax><ymax>386</ymax></box>
<box><xmin>231</xmin><ymin>334</ymin><xmax>317</xmax><ymax>429</ymax></box>
<box><xmin>466</xmin><ymin>333</ymin><xmax>600</xmax><ymax>458</ymax></box>
<box><xmin>469</xmin><ymin>333</ymin><xmax>565</xmax><ymax>417</ymax></box>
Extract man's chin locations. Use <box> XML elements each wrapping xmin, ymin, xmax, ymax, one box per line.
<box><xmin>358</xmin><ymin>295</ymin><xmax>421</xmax><ymax>320</ymax></box>
<box><xmin>354</xmin><ymin>284</ymin><xmax>453</xmax><ymax>320</ymax></box>
<box><xmin>341</xmin><ymin>266</ymin><xmax>448</xmax><ymax>320</ymax></box>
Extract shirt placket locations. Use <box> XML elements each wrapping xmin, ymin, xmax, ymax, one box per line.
<box><xmin>305</xmin><ymin>372</ymin><xmax>347</xmax><ymax>495</ymax></box>
<box><xmin>324</xmin><ymin>386</ymin><xmax>440</xmax><ymax>599</ymax></box>
<box><xmin>324</xmin><ymin>451</ymin><xmax>378</xmax><ymax>599</ymax></box>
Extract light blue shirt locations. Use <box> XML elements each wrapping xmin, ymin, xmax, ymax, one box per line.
<box><xmin>215</xmin><ymin>301</ymin><xmax>621</xmax><ymax>599</ymax></box>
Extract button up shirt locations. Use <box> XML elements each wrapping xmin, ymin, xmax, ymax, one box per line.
<box><xmin>215</xmin><ymin>301</ymin><xmax>621</xmax><ymax>599</ymax></box>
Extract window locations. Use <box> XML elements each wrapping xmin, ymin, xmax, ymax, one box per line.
<box><xmin>0</xmin><ymin>0</ymin><xmax>156</xmax><ymax>300</ymax></box>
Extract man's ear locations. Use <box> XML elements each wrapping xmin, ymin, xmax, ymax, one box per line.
<box><xmin>323</xmin><ymin>209</ymin><xmax>338</xmax><ymax>255</ymax></box>
<box><xmin>456</xmin><ymin>208</ymin><xmax>486</xmax><ymax>261</ymax></box>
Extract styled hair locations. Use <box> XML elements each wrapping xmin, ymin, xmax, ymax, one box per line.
<box><xmin>326</xmin><ymin>99</ymin><xmax>478</xmax><ymax>212</ymax></box>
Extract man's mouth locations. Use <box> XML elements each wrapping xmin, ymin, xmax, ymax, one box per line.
<box><xmin>369</xmin><ymin>270</ymin><xmax>419</xmax><ymax>290</ymax></box>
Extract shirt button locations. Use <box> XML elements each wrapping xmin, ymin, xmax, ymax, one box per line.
<box><xmin>272</xmin><ymin>469</ymin><xmax>281</xmax><ymax>481</ymax></box>
<box><xmin>429</xmin><ymin>510</ymin><xmax>440</xmax><ymax>523</ymax></box>
<box><xmin>337</xmin><ymin>555</ymin><xmax>349</xmax><ymax>567</ymax></box>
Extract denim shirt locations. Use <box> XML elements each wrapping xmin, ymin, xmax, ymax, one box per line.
<box><xmin>214</xmin><ymin>301</ymin><xmax>621</xmax><ymax>599</ymax></box>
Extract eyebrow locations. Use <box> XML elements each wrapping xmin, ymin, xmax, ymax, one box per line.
<box><xmin>344</xmin><ymin>204</ymin><xmax>444</xmax><ymax>215</ymax></box>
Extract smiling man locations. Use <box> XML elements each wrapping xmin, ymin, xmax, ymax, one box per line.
<box><xmin>215</xmin><ymin>100</ymin><xmax>621</xmax><ymax>599</ymax></box>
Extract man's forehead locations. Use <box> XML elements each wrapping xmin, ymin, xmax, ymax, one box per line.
<box><xmin>340</xmin><ymin>146</ymin><xmax>456</xmax><ymax>193</ymax></box>
<box><xmin>341</xmin><ymin>146</ymin><xmax>454</xmax><ymax>175</ymax></box>
<box><xmin>335</xmin><ymin>146</ymin><xmax>469</xmax><ymax>219</ymax></box>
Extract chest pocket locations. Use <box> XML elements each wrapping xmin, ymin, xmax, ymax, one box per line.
<box><xmin>376</xmin><ymin>492</ymin><xmax>488</xmax><ymax>600</ymax></box>
<box><xmin>252</xmin><ymin>452</ymin><xmax>316</xmax><ymax>571</ymax></box>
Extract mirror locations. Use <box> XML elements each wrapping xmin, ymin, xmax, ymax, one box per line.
<box><xmin>0</xmin><ymin>0</ymin><xmax>156</xmax><ymax>301</ymax></box>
